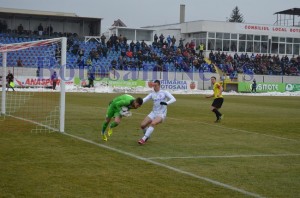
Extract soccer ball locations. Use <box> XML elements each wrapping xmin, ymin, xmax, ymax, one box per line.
<box><xmin>120</xmin><ymin>106</ymin><xmax>132</xmax><ymax>117</ymax></box>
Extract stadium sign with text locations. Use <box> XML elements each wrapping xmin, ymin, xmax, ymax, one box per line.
<box><xmin>238</xmin><ymin>82</ymin><xmax>286</xmax><ymax>93</ymax></box>
<box><xmin>152</xmin><ymin>80</ymin><xmax>197</xmax><ymax>91</ymax></box>
<box><xmin>14</xmin><ymin>76</ymin><xmax>74</xmax><ymax>87</ymax></box>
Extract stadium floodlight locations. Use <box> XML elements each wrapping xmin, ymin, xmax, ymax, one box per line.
<box><xmin>0</xmin><ymin>37</ymin><xmax>66</xmax><ymax>133</ymax></box>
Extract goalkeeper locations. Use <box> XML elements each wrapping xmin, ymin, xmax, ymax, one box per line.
<box><xmin>101</xmin><ymin>94</ymin><xmax>143</xmax><ymax>141</ymax></box>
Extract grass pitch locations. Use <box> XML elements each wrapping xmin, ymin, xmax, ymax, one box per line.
<box><xmin>1</xmin><ymin>93</ymin><xmax>299</xmax><ymax>197</ymax></box>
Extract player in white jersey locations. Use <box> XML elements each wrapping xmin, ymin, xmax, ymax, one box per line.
<box><xmin>138</xmin><ymin>80</ymin><xmax>176</xmax><ymax>145</ymax></box>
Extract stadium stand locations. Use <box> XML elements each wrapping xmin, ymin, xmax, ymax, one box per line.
<box><xmin>1</xmin><ymin>33</ymin><xmax>299</xmax><ymax>77</ymax></box>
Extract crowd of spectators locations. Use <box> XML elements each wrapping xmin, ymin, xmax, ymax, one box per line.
<box><xmin>210</xmin><ymin>51</ymin><xmax>300</xmax><ymax>76</ymax></box>
<box><xmin>70</xmin><ymin>33</ymin><xmax>300</xmax><ymax>76</ymax></box>
<box><xmin>1</xmin><ymin>25</ymin><xmax>299</xmax><ymax>76</ymax></box>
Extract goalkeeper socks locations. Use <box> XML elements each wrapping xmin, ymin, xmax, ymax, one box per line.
<box><xmin>102</xmin><ymin>122</ymin><xmax>109</xmax><ymax>133</ymax></box>
<box><xmin>143</xmin><ymin>126</ymin><xmax>154</xmax><ymax>141</ymax></box>
<box><xmin>110</xmin><ymin>122</ymin><xmax>118</xmax><ymax>129</ymax></box>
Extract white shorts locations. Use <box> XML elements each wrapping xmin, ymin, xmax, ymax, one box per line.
<box><xmin>147</xmin><ymin>111</ymin><xmax>166</xmax><ymax>121</ymax></box>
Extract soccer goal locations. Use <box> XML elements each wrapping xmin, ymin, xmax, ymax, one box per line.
<box><xmin>0</xmin><ymin>37</ymin><xmax>66</xmax><ymax>133</ymax></box>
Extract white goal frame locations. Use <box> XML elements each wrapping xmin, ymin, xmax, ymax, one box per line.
<box><xmin>1</xmin><ymin>37</ymin><xmax>66</xmax><ymax>132</ymax></box>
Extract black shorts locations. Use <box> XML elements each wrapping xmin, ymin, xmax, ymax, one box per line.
<box><xmin>212</xmin><ymin>98</ymin><xmax>224</xmax><ymax>109</ymax></box>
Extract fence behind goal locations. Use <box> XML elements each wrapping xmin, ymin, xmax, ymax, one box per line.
<box><xmin>0</xmin><ymin>37</ymin><xmax>66</xmax><ymax>133</ymax></box>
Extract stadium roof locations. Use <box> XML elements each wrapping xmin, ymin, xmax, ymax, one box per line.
<box><xmin>0</xmin><ymin>7</ymin><xmax>102</xmax><ymax>21</ymax></box>
<box><xmin>274</xmin><ymin>8</ymin><xmax>300</xmax><ymax>16</ymax></box>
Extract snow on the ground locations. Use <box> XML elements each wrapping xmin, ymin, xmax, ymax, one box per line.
<box><xmin>7</xmin><ymin>85</ymin><xmax>300</xmax><ymax>96</ymax></box>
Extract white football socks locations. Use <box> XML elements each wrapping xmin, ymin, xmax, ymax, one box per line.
<box><xmin>143</xmin><ymin>127</ymin><xmax>148</xmax><ymax>134</ymax></box>
<box><xmin>143</xmin><ymin>126</ymin><xmax>154</xmax><ymax>141</ymax></box>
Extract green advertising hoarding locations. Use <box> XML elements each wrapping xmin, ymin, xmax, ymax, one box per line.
<box><xmin>105</xmin><ymin>79</ymin><xmax>145</xmax><ymax>87</ymax></box>
<box><xmin>238</xmin><ymin>82</ymin><xmax>286</xmax><ymax>93</ymax></box>
<box><xmin>285</xmin><ymin>84</ymin><xmax>300</xmax><ymax>92</ymax></box>
<box><xmin>74</xmin><ymin>77</ymin><xmax>146</xmax><ymax>87</ymax></box>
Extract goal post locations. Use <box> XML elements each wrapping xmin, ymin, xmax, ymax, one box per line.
<box><xmin>60</xmin><ymin>37</ymin><xmax>66</xmax><ymax>132</ymax></box>
<box><xmin>1</xmin><ymin>51</ymin><xmax>7</xmax><ymax>115</ymax></box>
<box><xmin>0</xmin><ymin>37</ymin><xmax>67</xmax><ymax>133</ymax></box>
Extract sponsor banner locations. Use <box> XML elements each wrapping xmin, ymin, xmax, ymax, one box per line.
<box><xmin>147</xmin><ymin>80</ymin><xmax>197</xmax><ymax>90</ymax></box>
<box><xmin>75</xmin><ymin>77</ymin><xmax>146</xmax><ymax>88</ymax></box>
<box><xmin>285</xmin><ymin>83</ymin><xmax>300</xmax><ymax>92</ymax></box>
<box><xmin>106</xmin><ymin>79</ymin><xmax>145</xmax><ymax>87</ymax></box>
<box><xmin>238</xmin><ymin>82</ymin><xmax>286</xmax><ymax>93</ymax></box>
<box><xmin>14</xmin><ymin>76</ymin><xmax>74</xmax><ymax>87</ymax></box>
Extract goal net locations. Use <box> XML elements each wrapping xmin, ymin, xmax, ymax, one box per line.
<box><xmin>0</xmin><ymin>37</ymin><xmax>66</xmax><ymax>133</ymax></box>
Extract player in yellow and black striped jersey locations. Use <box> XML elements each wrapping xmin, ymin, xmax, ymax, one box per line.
<box><xmin>205</xmin><ymin>76</ymin><xmax>224</xmax><ymax>122</ymax></box>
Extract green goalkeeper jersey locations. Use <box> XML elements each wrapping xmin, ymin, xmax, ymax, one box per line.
<box><xmin>106</xmin><ymin>94</ymin><xmax>134</xmax><ymax>118</ymax></box>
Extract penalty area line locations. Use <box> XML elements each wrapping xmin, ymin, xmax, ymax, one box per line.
<box><xmin>147</xmin><ymin>153</ymin><xmax>300</xmax><ymax>160</ymax></box>
<box><xmin>62</xmin><ymin>132</ymin><xmax>265</xmax><ymax>198</ymax></box>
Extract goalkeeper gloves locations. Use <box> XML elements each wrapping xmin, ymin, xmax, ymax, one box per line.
<box><xmin>160</xmin><ymin>101</ymin><xmax>168</xmax><ymax>105</ymax></box>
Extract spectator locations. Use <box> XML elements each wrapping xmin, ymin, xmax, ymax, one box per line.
<box><xmin>252</xmin><ymin>79</ymin><xmax>257</xmax><ymax>93</ymax></box>
<box><xmin>88</xmin><ymin>71</ymin><xmax>95</xmax><ymax>88</ymax></box>
<box><xmin>55</xmin><ymin>48</ymin><xmax>61</xmax><ymax>61</ymax></box>
<box><xmin>111</xmin><ymin>59</ymin><xmax>118</xmax><ymax>69</ymax></box>
<box><xmin>51</xmin><ymin>71</ymin><xmax>58</xmax><ymax>90</ymax></box>
<box><xmin>159</xmin><ymin>33</ymin><xmax>165</xmax><ymax>44</ymax></box>
<box><xmin>71</xmin><ymin>44</ymin><xmax>80</xmax><ymax>55</ymax></box>
<box><xmin>126</xmin><ymin>49</ymin><xmax>133</xmax><ymax>58</ymax></box>
<box><xmin>102</xmin><ymin>45</ymin><xmax>108</xmax><ymax>59</ymax></box>
<box><xmin>198</xmin><ymin>43</ymin><xmax>205</xmax><ymax>57</ymax></box>
<box><xmin>171</xmin><ymin>36</ymin><xmax>176</xmax><ymax>47</ymax></box>
<box><xmin>89</xmin><ymin>23</ymin><xmax>94</xmax><ymax>36</ymax></box>
<box><xmin>89</xmin><ymin>48</ymin><xmax>99</xmax><ymax>61</ymax></box>
<box><xmin>100</xmin><ymin>34</ymin><xmax>106</xmax><ymax>45</ymax></box>
<box><xmin>50</xmin><ymin>24</ymin><xmax>53</xmax><ymax>34</ymax></box>
<box><xmin>86</xmin><ymin>57</ymin><xmax>92</xmax><ymax>66</ymax></box>
<box><xmin>18</xmin><ymin>24</ymin><xmax>24</xmax><ymax>34</ymax></box>
<box><xmin>36</xmin><ymin>67</ymin><xmax>41</xmax><ymax>77</ymax></box>
<box><xmin>136</xmin><ymin>40</ymin><xmax>141</xmax><ymax>51</ymax></box>
<box><xmin>178</xmin><ymin>38</ymin><xmax>185</xmax><ymax>49</ymax></box>
<box><xmin>167</xmin><ymin>35</ymin><xmax>171</xmax><ymax>47</ymax></box>
<box><xmin>77</xmin><ymin>57</ymin><xmax>85</xmax><ymax>68</ymax></box>
<box><xmin>130</xmin><ymin>41</ymin><xmax>135</xmax><ymax>52</ymax></box>
<box><xmin>154</xmin><ymin>33</ymin><xmax>158</xmax><ymax>43</ymax></box>
<box><xmin>123</xmin><ymin>36</ymin><xmax>127</xmax><ymax>45</ymax></box>
<box><xmin>46</xmin><ymin>24</ymin><xmax>53</xmax><ymax>35</ymax></box>
<box><xmin>78</xmin><ymin>48</ymin><xmax>85</xmax><ymax>58</ymax></box>
<box><xmin>38</xmin><ymin>23</ymin><xmax>43</xmax><ymax>36</ymax></box>
<box><xmin>141</xmin><ymin>40</ymin><xmax>147</xmax><ymax>49</ymax></box>
<box><xmin>17</xmin><ymin>57</ymin><xmax>23</xmax><ymax>67</ymax></box>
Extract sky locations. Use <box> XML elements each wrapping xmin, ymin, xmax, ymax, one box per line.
<box><xmin>0</xmin><ymin>0</ymin><xmax>299</xmax><ymax>31</ymax></box>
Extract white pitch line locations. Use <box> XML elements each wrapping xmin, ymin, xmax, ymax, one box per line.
<box><xmin>63</xmin><ymin>132</ymin><xmax>265</xmax><ymax>198</ymax></box>
<box><xmin>7</xmin><ymin>115</ymin><xmax>58</xmax><ymax>132</ymax></box>
<box><xmin>132</xmin><ymin>112</ymin><xmax>300</xmax><ymax>143</ymax></box>
<box><xmin>147</xmin><ymin>153</ymin><xmax>300</xmax><ymax>160</ymax></box>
